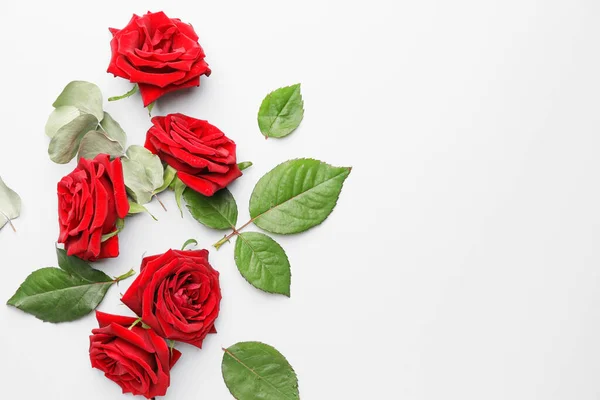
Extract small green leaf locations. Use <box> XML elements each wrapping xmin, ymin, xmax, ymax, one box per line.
<box><xmin>99</xmin><ymin>112</ymin><xmax>127</xmax><ymax>148</ymax></box>
<box><xmin>108</xmin><ymin>84</ymin><xmax>138</xmax><ymax>102</ymax></box>
<box><xmin>77</xmin><ymin>130</ymin><xmax>124</xmax><ymax>161</ymax></box>
<box><xmin>100</xmin><ymin>218</ymin><xmax>124</xmax><ymax>242</ymax></box>
<box><xmin>258</xmin><ymin>83</ymin><xmax>304</xmax><ymax>139</ymax></box>
<box><xmin>234</xmin><ymin>232</ymin><xmax>291</xmax><ymax>296</ymax></box>
<box><xmin>237</xmin><ymin>161</ymin><xmax>253</xmax><ymax>171</ymax></box>
<box><xmin>122</xmin><ymin>145</ymin><xmax>164</xmax><ymax>205</ymax></box>
<box><xmin>171</xmin><ymin>176</ymin><xmax>186</xmax><ymax>217</ymax></box>
<box><xmin>52</xmin><ymin>81</ymin><xmax>104</xmax><ymax>122</ymax></box>
<box><xmin>184</xmin><ymin>188</ymin><xmax>238</xmax><ymax>229</ymax></box>
<box><xmin>48</xmin><ymin>114</ymin><xmax>99</xmax><ymax>164</ymax></box>
<box><xmin>222</xmin><ymin>341</ymin><xmax>299</xmax><ymax>400</ymax></box>
<box><xmin>249</xmin><ymin>159</ymin><xmax>351</xmax><ymax>234</ymax></box>
<box><xmin>45</xmin><ymin>106</ymin><xmax>80</xmax><ymax>138</ymax></box>
<box><xmin>0</xmin><ymin>177</ymin><xmax>21</xmax><ymax>232</ymax></box>
<box><xmin>155</xmin><ymin>165</ymin><xmax>177</xmax><ymax>194</ymax></box>
<box><xmin>128</xmin><ymin>200</ymin><xmax>157</xmax><ymax>221</ymax></box>
<box><xmin>55</xmin><ymin>248</ymin><xmax>112</xmax><ymax>283</ymax></box>
<box><xmin>147</xmin><ymin>102</ymin><xmax>155</xmax><ymax>116</ymax></box>
<box><xmin>181</xmin><ymin>238</ymin><xmax>198</xmax><ymax>250</ymax></box>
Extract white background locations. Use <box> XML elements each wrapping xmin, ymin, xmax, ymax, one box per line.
<box><xmin>1</xmin><ymin>0</ymin><xmax>599</xmax><ymax>399</ymax></box>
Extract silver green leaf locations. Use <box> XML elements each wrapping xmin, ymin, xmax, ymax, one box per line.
<box><xmin>258</xmin><ymin>83</ymin><xmax>304</xmax><ymax>138</ymax></box>
<box><xmin>155</xmin><ymin>165</ymin><xmax>177</xmax><ymax>194</ymax></box>
<box><xmin>234</xmin><ymin>232</ymin><xmax>291</xmax><ymax>296</ymax></box>
<box><xmin>122</xmin><ymin>145</ymin><xmax>164</xmax><ymax>205</ymax></box>
<box><xmin>99</xmin><ymin>112</ymin><xmax>127</xmax><ymax>148</ymax></box>
<box><xmin>0</xmin><ymin>177</ymin><xmax>21</xmax><ymax>232</ymax></box>
<box><xmin>184</xmin><ymin>188</ymin><xmax>238</xmax><ymax>230</ymax></box>
<box><xmin>52</xmin><ymin>81</ymin><xmax>104</xmax><ymax>121</ymax></box>
<box><xmin>48</xmin><ymin>114</ymin><xmax>99</xmax><ymax>164</ymax></box>
<box><xmin>249</xmin><ymin>158</ymin><xmax>351</xmax><ymax>234</ymax></box>
<box><xmin>78</xmin><ymin>130</ymin><xmax>124</xmax><ymax>161</ymax></box>
<box><xmin>222</xmin><ymin>341</ymin><xmax>299</xmax><ymax>400</ymax></box>
<box><xmin>128</xmin><ymin>200</ymin><xmax>157</xmax><ymax>220</ymax></box>
<box><xmin>171</xmin><ymin>176</ymin><xmax>186</xmax><ymax>217</ymax></box>
<box><xmin>45</xmin><ymin>106</ymin><xmax>80</xmax><ymax>138</ymax></box>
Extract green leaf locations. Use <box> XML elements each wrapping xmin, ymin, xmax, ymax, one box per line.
<box><xmin>237</xmin><ymin>161</ymin><xmax>253</xmax><ymax>171</ymax></box>
<box><xmin>249</xmin><ymin>159</ymin><xmax>351</xmax><ymax>234</ymax></box>
<box><xmin>7</xmin><ymin>268</ymin><xmax>113</xmax><ymax>323</ymax></box>
<box><xmin>99</xmin><ymin>112</ymin><xmax>127</xmax><ymax>148</ymax></box>
<box><xmin>48</xmin><ymin>113</ymin><xmax>99</xmax><ymax>164</ymax></box>
<box><xmin>55</xmin><ymin>248</ymin><xmax>112</xmax><ymax>283</ymax></box>
<box><xmin>222</xmin><ymin>341</ymin><xmax>299</xmax><ymax>400</ymax></box>
<box><xmin>258</xmin><ymin>84</ymin><xmax>304</xmax><ymax>138</ymax></box>
<box><xmin>0</xmin><ymin>177</ymin><xmax>21</xmax><ymax>232</ymax></box>
<box><xmin>100</xmin><ymin>218</ymin><xmax>124</xmax><ymax>242</ymax></box>
<box><xmin>181</xmin><ymin>238</ymin><xmax>198</xmax><ymax>250</ymax></box>
<box><xmin>234</xmin><ymin>232</ymin><xmax>291</xmax><ymax>296</ymax></box>
<box><xmin>147</xmin><ymin>102</ymin><xmax>155</xmax><ymax>116</ymax></box>
<box><xmin>77</xmin><ymin>130</ymin><xmax>124</xmax><ymax>161</ymax></box>
<box><xmin>122</xmin><ymin>145</ymin><xmax>164</xmax><ymax>204</ymax></box>
<box><xmin>171</xmin><ymin>176</ymin><xmax>186</xmax><ymax>217</ymax></box>
<box><xmin>52</xmin><ymin>81</ymin><xmax>104</xmax><ymax>122</ymax></box>
<box><xmin>128</xmin><ymin>200</ymin><xmax>157</xmax><ymax>221</ymax></box>
<box><xmin>155</xmin><ymin>165</ymin><xmax>177</xmax><ymax>194</ymax></box>
<box><xmin>184</xmin><ymin>188</ymin><xmax>238</xmax><ymax>229</ymax></box>
<box><xmin>108</xmin><ymin>84</ymin><xmax>138</xmax><ymax>102</ymax></box>
<box><xmin>45</xmin><ymin>106</ymin><xmax>80</xmax><ymax>138</ymax></box>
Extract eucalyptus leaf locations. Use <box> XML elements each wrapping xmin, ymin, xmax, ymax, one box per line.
<box><xmin>249</xmin><ymin>159</ymin><xmax>351</xmax><ymax>234</ymax></box>
<box><xmin>128</xmin><ymin>200</ymin><xmax>157</xmax><ymax>221</ymax></box>
<box><xmin>234</xmin><ymin>232</ymin><xmax>291</xmax><ymax>296</ymax></box>
<box><xmin>78</xmin><ymin>130</ymin><xmax>124</xmax><ymax>161</ymax></box>
<box><xmin>258</xmin><ymin>84</ymin><xmax>304</xmax><ymax>138</ymax></box>
<box><xmin>0</xmin><ymin>177</ymin><xmax>21</xmax><ymax>232</ymax></box>
<box><xmin>7</xmin><ymin>268</ymin><xmax>113</xmax><ymax>323</ymax></box>
<box><xmin>122</xmin><ymin>145</ymin><xmax>164</xmax><ymax>205</ymax></box>
<box><xmin>45</xmin><ymin>106</ymin><xmax>80</xmax><ymax>138</ymax></box>
<box><xmin>48</xmin><ymin>113</ymin><xmax>99</xmax><ymax>164</ymax></box>
<box><xmin>99</xmin><ymin>112</ymin><xmax>127</xmax><ymax>148</ymax></box>
<box><xmin>52</xmin><ymin>81</ymin><xmax>104</xmax><ymax>122</ymax></box>
<box><xmin>222</xmin><ymin>341</ymin><xmax>299</xmax><ymax>400</ymax></box>
<box><xmin>184</xmin><ymin>188</ymin><xmax>237</xmax><ymax>229</ymax></box>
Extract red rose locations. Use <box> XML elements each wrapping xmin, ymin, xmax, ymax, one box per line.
<box><xmin>89</xmin><ymin>311</ymin><xmax>181</xmax><ymax>399</ymax></box>
<box><xmin>145</xmin><ymin>113</ymin><xmax>242</xmax><ymax>196</ymax></box>
<box><xmin>107</xmin><ymin>11</ymin><xmax>211</xmax><ymax>106</ymax></box>
<box><xmin>57</xmin><ymin>154</ymin><xmax>129</xmax><ymax>261</ymax></box>
<box><xmin>121</xmin><ymin>249</ymin><xmax>221</xmax><ymax>348</ymax></box>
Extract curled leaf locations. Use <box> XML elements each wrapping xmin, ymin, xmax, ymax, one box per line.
<box><xmin>0</xmin><ymin>177</ymin><xmax>21</xmax><ymax>232</ymax></box>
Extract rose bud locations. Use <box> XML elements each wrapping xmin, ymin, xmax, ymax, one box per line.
<box><xmin>121</xmin><ymin>249</ymin><xmax>221</xmax><ymax>348</ymax></box>
<box><xmin>145</xmin><ymin>113</ymin><xmax>242</xmax><ymax>196</ymax></box>
<box><xmin>107</xmin><ymin>11</ymin><xmax>211</xmax><ymax>106</ymax></box>
<box><xmin>57</xmin><ymin>154</ymin><xmax>129</xmax><ymax>261</ymax></box>
<box><xmin>89</xmin><ymin>311</ymin><xmax>181</xmax><ymax>399</ymax></box>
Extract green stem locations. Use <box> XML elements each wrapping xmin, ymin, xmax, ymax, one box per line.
<box><xmin>108</xmin><ymin>84</ymin><xmax>139</xmax><ymax>102</ymax></box>
<box><xmin>212</xmin><ymin>219</ymin><xmax>255</xmax><ymax>250</ymax></box>
<box><xmin>181</xmin><ymin>238</ymin><xmax>198</xmax><ymax>251</ymax></box>
<box><xmin>128</xmin><ymin>317</ymin><xmax>143</xmax><ymax>330</ymax></box>
<box><xmin>114</xmin><ymin>269</ymin><xmax>136</xmax><ymax>283</ymax></box>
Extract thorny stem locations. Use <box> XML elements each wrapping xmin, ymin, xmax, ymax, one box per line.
<box><xmin>213</xmin><ymin>218</ymin><xmax>255</xmax><ymax>250</ymax></box>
